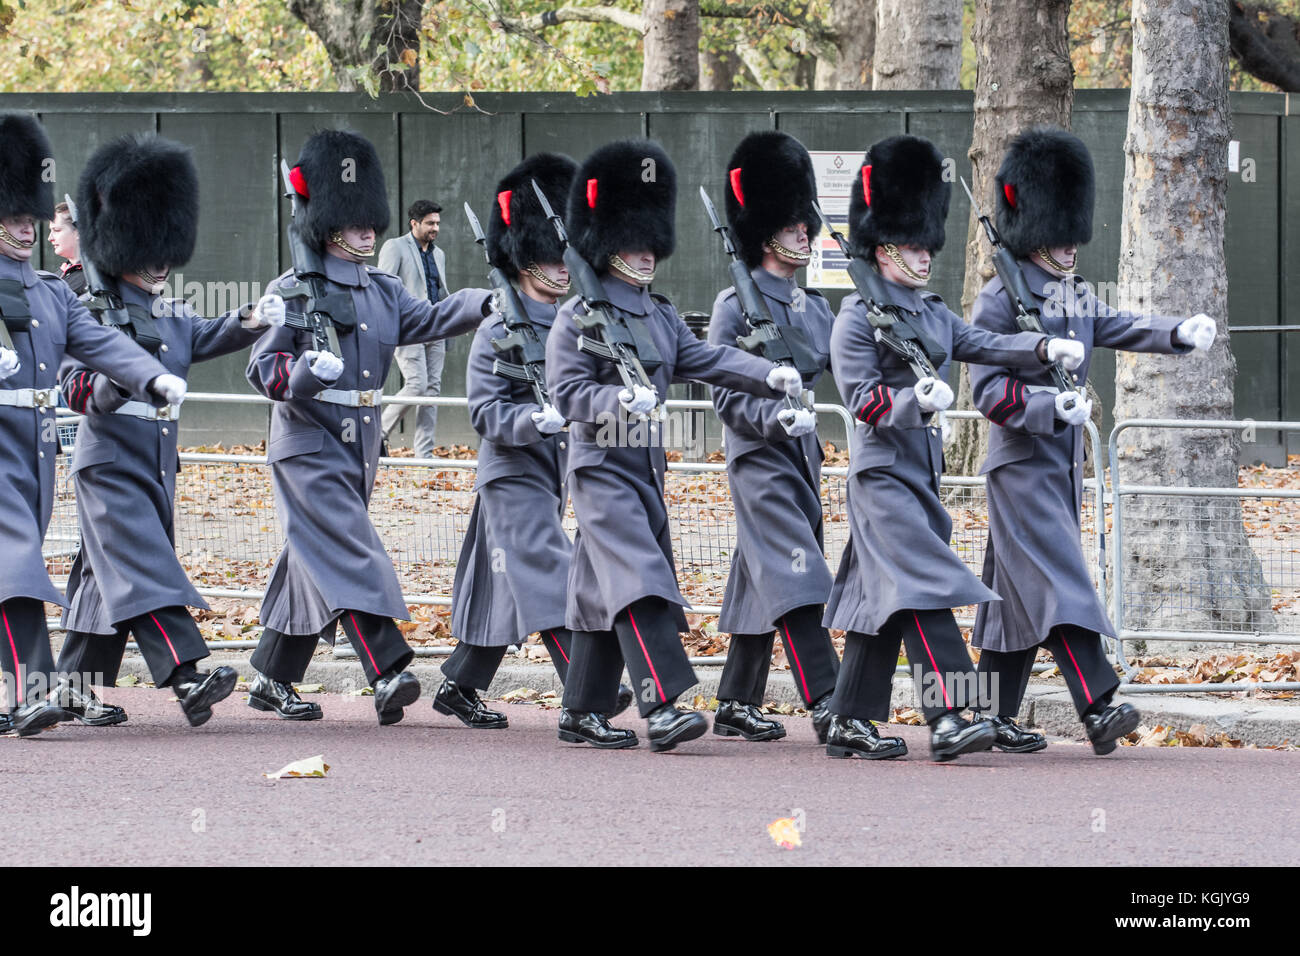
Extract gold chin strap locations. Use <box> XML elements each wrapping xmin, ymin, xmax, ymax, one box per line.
<box><xmin>766</xmin><ymin>237</ymin><xmax>810</xmax><ymax>263</ymax></box>
<box><xmin>329</xmin><ymin>231</ymin><xmax>375</xmax><ymax>258</ymax></box>
<box><xmin>882</xmin><ymin>243</ymin><xmax>928</xmax><ymax>284</ymax></box>
<box><xmin>0</xmin><ymin>223</ymin><xmax>34</xmax><ymax>250</ymax></box>
<box><xmin>1036</xmin><ymin>247</ymin><xmax>1075</xmax><ymax>274</ymax></box>
<box><xmin>525</xmin><ymin>262</ymin><xmax>570</xmax><ymax>293</ymax></box>
<box><xmin>137</xmin><ymin>268</ymin><xmax>165</xmax><ymax>287</ymax></box>
<box><xmin>608</xmin><ymin>254</ymin><xmax>655</xmax><ymax>284</ymax></box>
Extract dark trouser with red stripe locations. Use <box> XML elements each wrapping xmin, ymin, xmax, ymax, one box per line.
<box><xmin>0</xmin><ymin>598</ymin><xmax>56</xmax><ymax>709</ymax></box>
<box><xmin>717</xmin><ymin>604</ymin><xmax>839</xmax><ymax>706</ymax></box>
<box><xmin>441</xmin><ymin>628</ymin><xmax>573</xmax><ymax>691</ymax></box>
<box><xmin>562</xmin><ymin>597</ymin><xmax>694</xmax><ymax>718</ymax></box>
<box><xmin>830</xmin><ymin>608</ymin><xmax>981</xmax><ymax>724</ymax></box>
<box><xmin>251</xmin><ymin>611</ymin><xmax>413</xmax><ymax>687</ymax></box>
<box><xmin>57</xmin><ymin>605</ymin><xmax>208</xmax><ymax>689</ymax></box>
<box><xmin>978</xmin><ymin>626</ymin><xmax>1118</xmax><ymax>720</ymax></box>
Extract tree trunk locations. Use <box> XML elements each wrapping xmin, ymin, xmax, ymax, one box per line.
<box><xmin>1113</xmin><ymin>0</ymin><xmax>1273</xmax><ymax>637</ymax></box>
<box><xmin>1228</xmin><ymin>1</ymin><xmax>1300</xmax><ymax>92</ymax></box>
<box><xmin>814</xmin><ymin>0</ymin><xmax>876</xmax><ymax>90</ymax></box>
<box><xmin>699</xmin><ymin>45</ymin><xmax>740</xmax><ymax>91</ymax></box>
<box><xmin>873</xmin><ymin>0</ymin><xmax>963</xmax><ymax>90</ymax></box>
<box><xmin>949</xmin><ymin>0</ymin><xmax>1074</xmax><ymax>480</ymax></box>
<box><xmin>642</xmin><ymin>0</ymin><xmax>701</xmax><ymax>90</ymax></box>
<box><xmin>289</xmin><ymin>0</ymin><xmax>423</xmax><ymax>93</ymax></box>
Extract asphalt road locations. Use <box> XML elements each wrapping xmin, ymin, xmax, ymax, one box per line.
<box><xmin>3</xmin><ymin>687</ymin><xmax>1295</xmax><ymax>866</ymax></box>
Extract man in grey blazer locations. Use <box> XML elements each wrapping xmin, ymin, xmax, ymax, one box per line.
<box><xmin>379</xmin><ymin>199</ymin><xmax>449</xmax><ymax>457</ymax></box>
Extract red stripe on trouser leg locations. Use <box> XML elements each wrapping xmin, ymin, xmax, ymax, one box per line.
<box><xmin>1057</xmin><ymin>630</ymin><xmax>1093</xmax><ymax>705</ymax></box>
<box><xmin>780</xmin><ymin>617</ymin><xmax>810</xmax><ymax>702</ymax></box>
<box><xmin>348</xmin><ymin>612</ymin><xmax>381</xmax><ymax>676</ymax></box>
<box><xmin>627</xmin><ymin>609</ymin><xmax>665</xmax><ymax>703</ymax></box>
<box><xmin>3</xmin><ymin>604</ymin><xmax>23</xmax><ymax>704</ymax></box>
<box><xmin>549</xmin><ymin>631</ymin><xmax>570</xmax><ymax>664</ymax></box>
<box><xmin>912</xmin><ymin>611</ymin><xmax>953</xmax><ymax>709</ymax></box>
<box><xmin>149</xmin><ymin>612</ymin><xmax>181</xmax><ymax>665</ymax></box>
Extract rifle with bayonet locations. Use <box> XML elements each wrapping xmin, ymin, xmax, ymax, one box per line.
<box><xmin>529</xmin><ymin>178</ymin><xmax>663</xmax><ymax>422</ymax></box>
<box><xmin>464</xmin><ymin>202</ymin><xmax>549</xmax><ymax>407</ymax></box>
<box><xmin>63</xmin><ymin>193</ymin><xmax>163</xmax><ymax>353</ymax></box>
<box><xmin>277</xmin><ymin>160</ymin><xmax>355</xmax><ymax>357</ymax></box>
<box><xmin>811</xmin><ymin>201</ymin><xmax>945</xmax><ymax>424</ymax></box>
<box><xmin>698</xmin><ymin>186</ymin><xmax>816</xmax><ymax>413</ymax></box>
<box><xmin>960</xmin><ymin>176</ymin><xmax>1078</xmax><ymax>407</ymax></box>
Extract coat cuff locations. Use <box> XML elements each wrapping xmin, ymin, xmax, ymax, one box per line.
<box><xmin>1024</xmin><ymin>389</ymin><xmax>1065</xmax><ymax>437</ymax></box>
<box><xmin>288</xmin><ymin>355</ymin><xmax>330</xmax><ymax>398</ymax></box>
<box><xmin>888</xmin><ymin>386</ymin><xmax>926</xmax><ymax>429</ymax></box>
<box><xmin>89</xmin><ymin>373</ymin><xmax>131</xmax><ymax>414</ymax></box>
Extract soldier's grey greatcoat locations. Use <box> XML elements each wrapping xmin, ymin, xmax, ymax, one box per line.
<box><xmin>546</xmin><ymin>274</ymin><xmax>779</xmax><ymax>634</ymax></box>
<box><xmin>970</xmin><ymin>259</ymin><xmax>1190</xmax><ymax>653</ymax></box>
<box><xmin>708</xmin><ymin>266</ymin><xmax>834</xmax><ymax>634</ymax></box>
<box><xmin>451</xmin><ymin>294</ymin><xmax>570</xmax><ymax>647</ymax></box>
<box><xmin>247</xmin><ymin>255</ymin><xmax>490</xmax><ymax>637</ymax></box>
<box><xmin>0</xmin><ymin>256</ymin><xmax>168</xmax><ymax>608</ymax></box>
<box><xmin>60</xmin><ymin>282</ymin><xmax>264</xmax><ymax>634</ymax></box>
<box><xmin>823</xmin><ymin>275</ymin><xmax>1048</xmax><ymax>636</ymax></box>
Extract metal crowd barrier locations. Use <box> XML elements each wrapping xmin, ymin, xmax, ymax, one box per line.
<box><xmin>45</xmin><ymin>394</ymin><xmax>1108</xmax><ymax>671</ymax></box>
<box><xmin>1108</xmin><ymin>418</ymin><xmax>1300</xmax><ymax>693</ymax></box>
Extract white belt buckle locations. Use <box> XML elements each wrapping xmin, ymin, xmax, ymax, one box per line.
<box><xmin>32</xmin><ymin>388</ymin><xmax>56</xmax><ymax>409</ymax></box>
<box><xmin>358</xmin><ymin>390</ymin><xmax>376</xmax><ymax>407</ymax></box>
<box><xmin>154</xmin><ymin>403</ymin><xmax>177</xmax><ymax>421</ymax></box>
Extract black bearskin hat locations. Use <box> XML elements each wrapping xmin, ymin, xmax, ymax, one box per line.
<box><xmin>76</xmin><ymin>133</ymin><xmax>198</xmax><ymax>276</ymax></box>
<box><xmin>995</xmin><ymin>126</ymin><xmax>1094</xmax><ymax>258</ymax></box>
<box><xmin>486</xmin><ymin>152</ymin><xmax>578</xmax><ymax>273</ymax></box>
<box><xmin>724</xmin><ymin>130</ymin><xmax>820</xmax><ymax>268</ymax></box>
<box><xmin>288</xmin><ymin>129</ymin><xmax>390</xmax><ymax>253</ymax></box>
<box><xmin>0</xmin><ymin>113</ymin><xmax>55</xmax><ymax>222</ymax></box>
<box><xmin>566</xmin><ymin>138</ymin><xmax>676</xmax><ymax>271</ymax></box>
<box><xmin>847</xmin><ymin>135</ymin><xmax>950</xmax><ymax>258</ymax></box>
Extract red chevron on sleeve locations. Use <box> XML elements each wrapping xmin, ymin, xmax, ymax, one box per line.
<box><xmin>62</xmin><ymin>370</ymin><xmax>96</xmax><ymax>414</ymax></box>
<box><xmin>857</xmin><ymin>384</ymin><xmax>893</xmax><ymax>426</ymax></box>
<box><xmin>269</xmin><ymin>352</ymin><xmax>293</xmax><ymax>399</ymax></box>
<box><xmin>988</xmin><ymin>378</ymin><xmax>1026</xmax><ymax>425</ymax></box>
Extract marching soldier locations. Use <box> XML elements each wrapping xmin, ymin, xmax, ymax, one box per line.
<box><xmin>546</xmin><ymin>138</ymin><xmax>806</xmax><ymax>751</ymax></box>
<box><xmin>822</xmin><ymin>135</ymin><xmax>1085</xmax><ymax>761</ymax></box>
<box><xmin>438</xmin><ymin>152</ymin><xmax>631</xmax><ymax>728</ymax></box>
<box><xmin>54</xmin><ymin>133</ymin><xmax>284</xmax><ymax>728</ymax></box>
<box><xmin>244</xmin><ymin>129</ymin><xmax>493</xmax><ymax>726</ymax></box>
<box><xmin>707</xmin><ymin>131</ymin><xmax>839</xmax><ymax>743</ymax></box>
<box><xmin>0</xmin><ymin>113</ymin><xmax>182</xmax><ymax>736</ymax></box>
<box><xmin>969</xmin><ymin>127</ymin><xmax>1212</xmax><ymax>755</ymax></box>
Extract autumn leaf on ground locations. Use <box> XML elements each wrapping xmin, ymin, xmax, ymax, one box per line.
<box><xmin>115</xmin><ymin>675</ymin><xmax>138</xmax><ymax>687</ymax></box>
<box><xmin>500</xmin><ymin>687</ymin><xmax>539</xmax><ymax>703</ymax></box>
<box><xmin>265</xmin><ymin>755</ymin><xmax>330</xmax><ymax>779</ymax></box>
<box><xmin>767</xmin><ymin>817</ymin><xmax>802</xmax><ymax>850</ymax></box>
<box><xmin>890</xmin><ymin>707</ymin><xmax>924</xmax><ymax>726</ymax></box>
<box><xmin>295</xmin><ymin>684</ymin><xmax>324</xmax><ymax>694</ymax></box>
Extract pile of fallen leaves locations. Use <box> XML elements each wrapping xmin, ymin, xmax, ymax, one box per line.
<box><xmin>1127</xmin><ymin>650</ymin><xmax>1299</xmax><ymax>699</ymax></box>
<box><xmin>1122</xmin><ymin>724</ymin><xmax>1252</xmax><ymax>748</ymax></box>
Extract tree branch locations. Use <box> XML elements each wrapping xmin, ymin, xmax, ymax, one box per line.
<box><xmin>491</xmin><ymin>4</ymin><xmax>647</xmax><ymax>35</ymax></box>
<box><xmin>1228</xmin><ymin>0</ymin><xmax>1300</xmax><ymax>91</ymax></box>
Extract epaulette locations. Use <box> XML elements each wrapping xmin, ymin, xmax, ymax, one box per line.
<box><xmin>799</xmin><ymin>287</ymin><xmax>826</xmax><ymax>299</ymax></box>
<box><xmin>921</xmin><ymin>290</ymin><xmax>945</xmax><ymax>303</ymax></box>
<box><xmin>649</xmin><ymin>291</ymin><xmax>673</xmax><ymax>305</ymax></box>
<box><xmin>35</xmin><ymin>269</ymin><xmax>61</xmax><ymax>280</ymax></box>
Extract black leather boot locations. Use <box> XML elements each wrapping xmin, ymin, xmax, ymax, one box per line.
<box><xmin>9</xmin><ymin>701</ymin><xmax>64</xmax><ymax>737</ymax></box>
<box><xmin>173</xmin><ymin>666</ymin><xmax>238</xmax><ymax>727</ymax></box>
<box><xmin>1084</xmin><ymin>702</ymin><xmax>1140</xmax><ymax>755</ymax></box>
<box><xmin>978</xmin><ymin>714</ymin><xmax>1047</xmax><ymax>753</ymax></box>
<box><xmin>929</xmin><ymin>712</ymin><xmax>997</xmax><ymax>762</ymax></box>
<box><xmin>247</xmin><ymin>674</ymin><xmax>323</xmax><ymax>720</ymax></box>
<box><xmin>0</xmin><ymin>711</ymin><xmax>10</xmax><ymax>735</ymax></box>
<box><xmin>825</xmin><ymin>715</ymin><xmax>907</xmax><ymax>759</ymax></box>
<box><xmin>810</xmin><ymin>692</ymin><xmax>834</xmax><ymax>745</ymax></box>
<box><xmin>609</xmin><ymin>684</ymin><xmax>634</xmax><ymax>718</ymax></box>
<box><xmin>374</xmin><ymin>671</ymin><xmax>421</xmax><ymax>726</ymax></box>
<box><xmin>558</xmin><ymin>708</ymin><xmax>638</xmax><ymax>748</ymax></box>
<box><xmin>645</xmin><ymin>703</ymin><xmax>708</xmax><ymax>753</ymax></box>
<box><xmin>433</xmin><ymin>679</ymin><xmax>508</xmax><ymax>729</ymax></box>
<box><xmin>712</xmin><ymin>699</ymin><xmax>786</xmax><ymax>741</ymax></box>
<box><xmin>55</xmin><ymin>679</ymin><xmax>128</xmax><ymax>726</ymax></box>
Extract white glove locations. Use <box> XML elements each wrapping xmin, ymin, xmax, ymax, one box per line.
<box><xmin>766</xmin><ymin>365</ymin><xmax>803</xmax><ymax>398</ymax></box>
<box><xmin>1176</xmin><ymin>313</ymin><xmax>1216</xmax><ymax>351</ymax></box>
<box><xmin>303</xmin><ymin>350</ymin><xmax>343</xmax><ymax>385</ymax></box>
<box><xmin>150</xmin><ymin>373</ymin><xmax>187</xmax><ymax>406</ymax></box>
<box><xmin>247</xmin><ymin>293</ymin><xmax>286</xmax><ymax>329</ymax></box>
<box><xmin>939</xmin><ymin>410</ymin><xmax>953</xmax><ymax>444</ymax></box>
<box><xmin>1046</xmin><ymin>337</ymin><xmax>1086</xmax><ymax>371</ymax></box>
<box><xmin>1054</xmin><ymin>390</ymin><xmax>1091</xmax><ymax>426</ymax></box>
<box><xmin>530</xmin><ymin>403</ymin><xmax>566</xmax><ymax>435</ymax></box>
<box><xmin>777</xmin><ymin>407</ymin><xmax>817</xmax><ymax>437</ymax></box>
<box><xmin>0</xmin><ymin>347</ymin><xmax>18</xmax><ymax>381</ymax></box>
<box><xmin>618</xmin><ymin>384</ymin><xmax>658</xmax><ymax>417</ymax></box>
<box><xmin>914</xmin><ymin>376</ymin><xmax>954</xmax><ymax>413</ymax></box>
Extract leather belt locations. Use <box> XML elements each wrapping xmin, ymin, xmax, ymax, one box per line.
<box><xmin>113</xmin><ymin>401</ymin><xmax>182</xmax><ymax>421</ymax></box>
<box><xmin>0</xmin><ymin>387</ymin><xmax>57</xmax><ymax>409</ymax></box>
<box><xmin>314</xmin><ymin>388</ymin><xmax>383</xmax><ymax>408</ymax></box>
